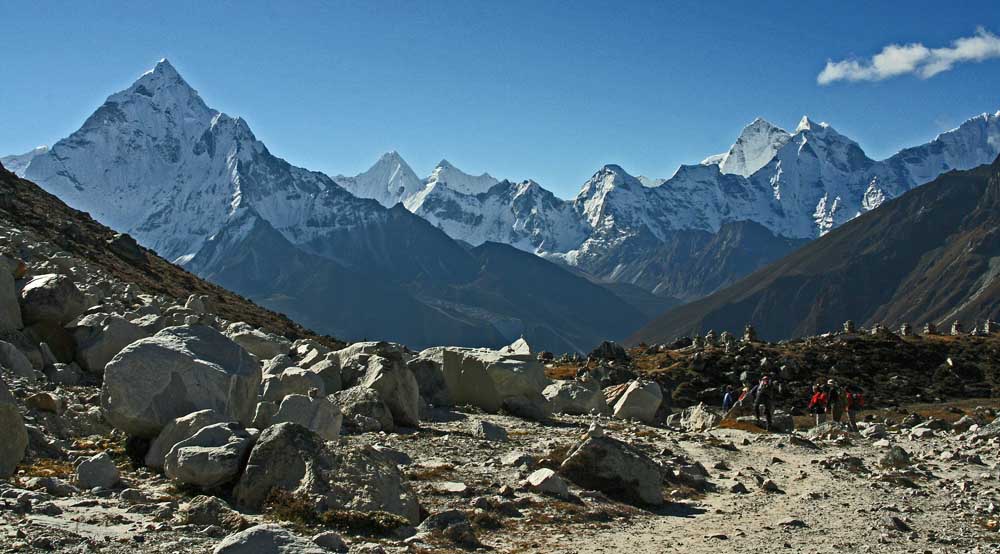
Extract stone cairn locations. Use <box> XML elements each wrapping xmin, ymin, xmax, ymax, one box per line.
<box><xmin>704</xmin><ymin>330</ymin><xmax>717</xmax><ymax>346</ymax></box>
<box><xmin>742</xmin><ymin>323</ymin><xmax>758</xmax><ymax>344</ymax></box>
<box><xmin>692</xmin><ymin>335</ymin><xmax>706</xmax><ymax>349</ymax></box>
<box><xmin>899</xmin><ymin>323</ymin><xmax>913</xmax><ymax>337</ymax></box>
<box><xmin>843</xmin><ymin>320</ymin><xmax>856</xmax><ymax>333</ymax></box>
<box><xmin>984</xmin><ymin>320</ymin><xmax>998</xmax><ymax>335</ymax></box>
<box><xmin>923</xmin><ymin>322</ymin><xmax>938</xmax><ymax>335</ymax></box>
<box><xmin>720</xmin><ymin>331</ymin><xmax>736</xmax><ymax>353</ymax></box>
<box><xmin>951</xmin><ymin>320</ymin><xmax>964</xmax><ymax>336</ymax></box>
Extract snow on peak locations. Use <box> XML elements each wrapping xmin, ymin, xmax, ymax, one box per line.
<box><xmin>0</xmin><ymin>146</ymin><xmax>49</xmax><ymax>176</ymax></box>
<box><xmin>716</xmin><ymin>118</ymin><xmax>791</xmax><ymax>177</ymax></box>
<box><xmin>337</xmin><ymin>151</ymin><xmax>424</xmax><ymax>207</ymax></box>
<box><xmin>426</xmin><ymin>159</ymin><xmax>499</xmax><ymax>195</ymax></box>
<box><xmin>637</xmin><ymin>175</ymin><xmax>667</xmax><ymax>187</ymax></box>
<box><xmin>795</xmin><ymin>116</ymin><xmax>826</xmax><ymax>133</ymax></box>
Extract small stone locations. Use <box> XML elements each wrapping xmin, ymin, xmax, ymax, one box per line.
<box><xmin>474</xmin><ymin>420</ymin><xmax>508</xmax><ymax>442</ymax></box>
<box><xmin>76</xmin><ymin>452</ymin><xmax>120</xmax><ymax>489</ymax></box>
<box><xmin>525</xmin><ymin>468</ymin><xmax>570</xmax><ymax>499</ymax></box>
<box><xmin>312</xmin><ymin>531</ymin><xmax>348</xmax><ymax>552</ymax></box>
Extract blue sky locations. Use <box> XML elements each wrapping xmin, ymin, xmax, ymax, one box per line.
<box><xmin>3</xmin><ymin>1</ymin><xmax>1000</xmax><ymax>197</ymax></box>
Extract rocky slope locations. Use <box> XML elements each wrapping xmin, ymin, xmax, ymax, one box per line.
<box><xmin>1</xmin><ymin>214</ymin><xmax>998</xmax><ymax>553</ymax></box>
<box><xmin>631</xmin><ymin>156</ymin><xmax>1000</xmax><ymax>343</ymax></box>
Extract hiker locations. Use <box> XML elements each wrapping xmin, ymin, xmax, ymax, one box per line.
<box><xmin>845</xmin><ymin>384</ymin><xmax>864</xmax><ymax>432</ymax></box>
<box><xmin>752</xmin><ymin>376</ymin><xmax>775</xmax><ymax>431</ymax></box>
<box><xmin>807</xmin><ymin>384</ymin><xmax>827</xmax><ymax>426</ymax></box>
<box><xmin>826</xmin><ymin>379</ymin><xmax>843</xmax><ymax>424</ymax></box>
<box><xmin>722</xmin><ymin>386</ymin><xmax>736</xmax><ymax>412</ymax></box>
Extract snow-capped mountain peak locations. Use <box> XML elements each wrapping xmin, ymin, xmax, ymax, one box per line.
<box><xmin>716</xmin><ymin>117</ymin><xmax>792</xmax><ymax>177</ymax></box>
<box><xmin>0</xmin><ymin>146</ymin><xmax>48</xmax><ymax>176</ymax></box>
<box><xmin>795</xmin><ymin>115</ymin><xmax>823</xmax><ymax>133</ymax></box>
<box><xmin>336</xmin><ymin>150</ymin><xmax>424</xmax><ymax>207</ymax></box>
<box><xmin>16</xmin><ymin>59</ymin><xmax>377</xmax><ymax>262</ymax></box>
<box><xmin>426</xmin><ymin>159</ymin><xmax>499</xmax><ymax>195</ymax></box>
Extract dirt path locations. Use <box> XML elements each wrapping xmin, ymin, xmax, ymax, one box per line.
<box><xmin>538</xmin><ymin>429</ymin><xmax>997</xmax><ymax>554</ymax></box>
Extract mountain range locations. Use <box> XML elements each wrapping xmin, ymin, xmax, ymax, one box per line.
<box><xmin>631</xmin><ymin>155</ymin><xmax>1000</xmax><ymax>343</ymax></box>
<box><xmin>5</xmin><ymin>59</ymin><xmax>1000</xmax><ymax>350</ymax></box>
<box><xmin>2</xmin><ymin>60</ymin><xmax>643</xmax><ymax>353</ymax></box>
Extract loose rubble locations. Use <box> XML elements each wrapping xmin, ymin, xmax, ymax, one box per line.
<box><xmin>1</xmin><ymin>198</ymin><xmax>1000</xmax><ymax>553</ymax></box>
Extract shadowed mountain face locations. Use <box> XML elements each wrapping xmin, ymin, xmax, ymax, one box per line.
<box><xmin>630</xmin><ymin>156</ymin><xmax>1000</xmax><ymax>344</ymax></box>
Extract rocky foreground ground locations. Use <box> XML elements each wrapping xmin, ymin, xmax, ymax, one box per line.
<box><xmin>3</xmin><ymin>180</ymin><xmax>1000</xmax><ymax>553</ymax></box>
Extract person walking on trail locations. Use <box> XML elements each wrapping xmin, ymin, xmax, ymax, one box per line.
<box><xmin>752</xmin><ymin>376</ymin><xmax>775</xmax><ymax>431</ymax></box>
<box><xmin>723</xmin><ymin>386</ymin><xmax>736</xmax><ymax>413</ymax></box>
<box><xmin>826</xmin><ymin>379</ymin><xmax>843</xmax><ymax>424</ymax></box>
<box><xmin>808</xmin><ymin>384</ymin><xmax>828</xmax><ymax>427</ymax></box>
<box><xmin>845</xmin><ymin>384</ymin><xmax>864</xmax><ymax>432</ymax></box>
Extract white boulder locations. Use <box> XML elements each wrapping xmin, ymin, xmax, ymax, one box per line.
<box><xmin>69</xmin><ymin>313</ymin><xmax>147</xmax><ymax>373</ymax></box>
<box><xmin>101</xmin><ymin>325</ymin><xmax>261</xmax><ymax>438</ymax></box>
<box><xmin>19</xmin><ymin>274</ymin><xmax>86</xmax><ymax>325</ymax></box>
<box><xmin>360</xmin><ymin>355</ymin><xmax>420</xmax><ymax>427</ymax></box>
<box><xmin>612</xmin><ymin>380</ymin><xmax>663</xmax><ymax>424</ymax></box>
<box><xmin>0</xmin><ymin>376</ymin><xmax>28</xmax><ymax>478</ymax></box>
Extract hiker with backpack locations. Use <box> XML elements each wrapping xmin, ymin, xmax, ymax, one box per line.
<box><xmin>825</xmin><ymin>379</ymin><xmax>843</xmax><ymax>424</ymax></box>
<box><xmin>722</xmin><ymin>385</ymin><xmax>736</xmax><ymax>413</ymax></box>
<box><xmin>807</xmin><ymin>383</ymin><xmax>828</xmax><ymax>426</ymax></box>
<box><xmin>752</xmin><ymin>375</ymin><xmax>775</xmax><ymax>431</ymax></box>
<box><xmin>845</xmin><ymin>384</ymin><xmax>864</xmax><ymax>432</ymax></box>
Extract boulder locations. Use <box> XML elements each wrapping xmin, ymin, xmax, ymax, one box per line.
<box><xmin>19</xmin><ymin>274</ymin><xmax>86</xmax><ymax>326</ymax></box>
<box><xmin>175</xmin><ymin>495</ymin><xmax>248</xmax><ymax>531</ymax></box>
<box><xmin>214</xmin><ymin>524</ymin><xmax>324</xmax><ymax>554</ymax></box>
<box><xmin>559</xmin><ymin>435</ymin><xmax>663</xmax><ymax>506</ymax></box>
<box><xmin>0</xmin><ymin>340</ymin><xmax>37</xmax><ymax>381</ymax></box>
<box><xmin>440</xmin><ymin>349</ymin><xmax>502</xmax><ymax>413</ymax></box>
<box><xmin>676</xmin><ymin>403</ymin><xmax>721</xmax><ymax>432</ymax></box>
<box><xmin>611</xmin><ymin>380</ymin><xmax>663</xmax><ymax>424</ymax></box>
<box><xmin>184</xmin><ymin>294</ymin><xmax>208</xmax><ymax>314</ymax></box>
<box><xmin>226</xmin><ymin>323</ymin><xmax>291</xmax><ymax>360</ymax></box>
<box><xmin>502</xmin><ymin>394</ymin><xmax>551</xmax><ymax>421</ymax></box>
<box><xmin>543</xmin><ymin>380</ymin><xmax>610</xmax><ymax>415</ymax></box>
<box><xmin>145</xmin><ymin>409</ymin><xmax>232</xmax><ymax>471</ymax></box>
<box><xmin>106</xmin><ymin>233</ymin><xmax>146</xmax><ymax>265</ymax></box>
<box><xmin>262</xmin><ymin>354</ymin><xmax>295</xmax><ymax>377</ymax></box>
<box><xmin>232</xmin><ymin>423</ymin><xmax>420</xmax><ymax>523</ymax></box>
<box><xmin>272</xmin><ymin>394</ymin><xmax>342</xmax><ymax>441</ymax></box>
<box><xmin>406</xmin><ymin>355</ymin><xmax>450</xmax><ymax>406</ymax></box>
<box><xmin>333</xmin><ymin>386</ymin><xmax>394</xmax><ymax>433</ymax></box>
<box><xmin>307</xmin><ymin>356</ymin><xmax>342</xmax><ymax>394</ymax></box>
<box><xmin>360</xmin><ymin>356</ymin><xmax>420</xmax><ymax>427</ymax></box>
<box><xmin>101</xmin><ymin>325</ymin><xmax>261</xmax><ymax>438</ymax></box>
<box><xmin>416</xmin><ymin>510</ymin><xmax>481</xmax><ymax>548</ymax></box>
<box><xmin>312</xmin><ymin>531</ymin><xmax>348</xmax><ymax>552</ymax></box>
<box><xmin>879</xmin><ymin>446</ymin><xmax>911</xmax><ymax>469</ymax></box>
<box><xmin>131</xmin><ymin>314</ymin><xmax>166</xmax><ymax>335</ymax></box>
<box><xmin>75</xmin><ymin>452</ymin><xmax>120</xmax><ymax>489</ymax></box>
<box><xmin>261</xmin><ymin>368</ymin><xmax>325</xmax><ymax>403</ymax></box>
<box><xmin>252</xmin><ymin>401</ymin><xmax>278</xmax><ymax>429</ymax></box>
<box><xmin>164</xmin><ymin>422</ymin><xmax>256</xmax><ymax>489</ymax></box>
<box><xmin>0</xmin><ymin>269</ymin><xmax>21</xmax><ymax>332</ymax></box>
<box><xmin>68</xmin><ymin>313</ymin><xmax>147</xmax><ymax>373</ymax></box>
<box><xmin>0</xmin><ymin>376</ymin><xmax>28</xmax><ymax>478</ymax></box>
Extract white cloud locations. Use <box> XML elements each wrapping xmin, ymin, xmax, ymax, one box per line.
<box><xmin>818</xmin><ymin>28</ymin><xmax>1000</xmax><ymax>85</ymax></box>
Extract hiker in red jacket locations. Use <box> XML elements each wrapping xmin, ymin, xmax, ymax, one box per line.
<box><xmin>845</xmin><ymin>384</ymin><xmax>864</xmax><ymax>432</ymax></box>
<box><xmin>807</xmin><ymin>384</ymin><xmax>828</xmax><ymax>427</ymax></box>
